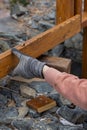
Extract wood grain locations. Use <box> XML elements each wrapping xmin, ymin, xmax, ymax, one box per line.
<box><xmin>39</xmin><ymin>56</ymin><xmax>71</xmax><ymax>73</ymax></box>
<box><xmin>0</xmin><ymin>15</ymin><xmax>80</xmax><ymax>78</ymax></box>
<box><xmin>82</xmin><ymin>12</ymin><xmax>87</xmax><ymax>28</ymax></box>
<box><xmin>74</xmin><ymin>0</ymin><xmax>82</xmax><ymax>14</ymax></box>
<box><xmin>56</xmin><ymin>0</ymin><xmax>74</xmax><ymax>24</ymax></box>
<box><xmin>26</xmin><ymin>95</ymin><xmax>56</xmax><ymax>113</ymax></box>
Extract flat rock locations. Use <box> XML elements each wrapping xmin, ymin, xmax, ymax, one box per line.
<box><xmin>29</xmin><ymin>81</ymin><xmax>53</xmax><ymax>94</ymax></box>
<box><xmin>58</xmin><ymin>105</ymin><xmax>87</xmax><ymax>124</ymax></box>
<box><xmin>20</xmin><ymin>84</ymin><xmax>36</xmax><ymax>98</ymax></box>
<box><xmin>0</xmin><ymin>125</ymin><xmax>12</xmax><ymax>130</ymax></box>
<box><xmin>0</xmin><ymin>107</ymin><xmax>18</xmax><ymax>124</ymax></box>
<box><xmin>0</xmin><ymin>94</ymin><xmax>8</xmax><ymax>106</ymax></box>
<box><xmin>18</xmin><ymin>107</ymin><xmax>29</xmax><ymax>118</ymax></box>
<box><xmin>12</xmin><ymin>118</ymin><xmax>34</xmax><ymax>130</ymax></box>
<box><xmin>11</xmin><ymin>3</ymin><xmax>28</xmax><ymax>17</ymax></box>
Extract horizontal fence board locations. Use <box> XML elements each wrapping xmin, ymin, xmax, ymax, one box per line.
<box><xmin>0</xmin><ymin>15</ymin><xmax>80</xmax><ymax>78</ymax></box>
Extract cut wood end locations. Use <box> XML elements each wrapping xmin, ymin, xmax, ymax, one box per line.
<box><xmin>26</xmin><ymin>95</ymin><xmax>56</xmax><ymax>113</ymax></box>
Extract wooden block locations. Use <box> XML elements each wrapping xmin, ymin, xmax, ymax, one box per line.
<box><xmin>39</xmin><ymin>56</ymin><xmax>71</xmax><ymax>73</ymax></box>
<box><xmin>26</xmin><ymin>95</ymin><xmax>56</xmax><ymax>113</ymax></box>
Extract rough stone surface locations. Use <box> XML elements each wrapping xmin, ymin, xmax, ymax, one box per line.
<box><xmin>10</xmin><ymin>3</ymin><xmax>28</xmax><ymax>17</ymax></box>
<box><xmin>18</xmin><ymin>106</ymin><xmax>29</xmax><ymax>118</ymax></box>
<box><xmin>0</xmin><ymin>40</ymin><xmax>10</xmax><ymax>53</ymax></box>
<box><xmin>20</xmin><ymin>84</ymin><xmax>36</xmax><ymax>98</ymax></box>
<box><xmin>64</xmin><ymin>33</ymin><xmax>83</xmax><ymax>63</ymax></box>
<box><xmin>0</xmin><ymin>0</ymin><xmax>85</xmax><ymax>129</ymax></box>
<box><xmin>58</xmin><ymin>105</ymin><xmax>87</xmax><ymax>124</ymax></box>
<box><xmin>0</xmin><ymin>125</ymin><xmax>12</xmax><ymax>130</ymax></box>
<box><xmin>29</xmin><ymin>81</ymin><xmax>53</xmax><ymax>94</ymax></box>
<box><xmin>0</xmin><ymin>94</ymin><xmax>8</xmax><ymax>106</ymax></box>
<box><xmin>0</xmin><ymin>107</ymin><xmax>18</xmax><ymax>124</ymax></box>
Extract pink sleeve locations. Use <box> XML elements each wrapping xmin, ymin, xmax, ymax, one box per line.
<box><xmin>44</xmin><ymin>67</ymin><xmax>87</xmax><ymax>110</ymax></box>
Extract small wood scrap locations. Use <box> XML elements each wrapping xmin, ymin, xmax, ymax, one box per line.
<box><xmin>39</xmin><ymin>56</ymin><xmax>71</xmax><ymax>73</ymax></box>
<box><xmin>26</xmin><ymin>95</ymin><xmax>56</xmax><ymax>113</ymax></box>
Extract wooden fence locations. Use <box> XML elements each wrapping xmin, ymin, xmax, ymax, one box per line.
<box><xmin>0</xmin><ymin>0</ymin><xmax>87</xmax><ymax>78</ymax></box>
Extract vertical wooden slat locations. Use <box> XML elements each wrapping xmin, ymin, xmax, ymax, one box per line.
<box><xmin>74</xmin><ymin>0</ymin><xmax>82</xmax><ymax>25</ymax></box>
<box><xmin>84</xmin><ymin>0</ymin><xmax>87</xmax><ymax>11</ymax></box>
<box><xmin>74</xmin><ymin>0</ymin><xmax>82</xmax><ymax>14</ymax></box>
<box><xmin>82</xmin><ymin>0</ymin><xmax>87</xmax><ymax>78</ymax></box>
<box><xmin>56</xmin><ymin>0</ymin><xmax>74</xmax><ymax>24</ymax></box>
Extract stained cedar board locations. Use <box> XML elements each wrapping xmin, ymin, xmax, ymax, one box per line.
<box><xmin>26</xmin><ymin>95</ymin><xmax>56</xmax><ymax>113</ymax></box>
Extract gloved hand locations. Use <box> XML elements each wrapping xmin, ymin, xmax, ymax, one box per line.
<box><xmin>11</xmin><ymin>48</ymin><xmax>46</xmax><ymax>79</ymax></box>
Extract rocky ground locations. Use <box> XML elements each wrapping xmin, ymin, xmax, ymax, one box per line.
<box><xmin>0</xmin><ymin>0</ymin><xmax>86</xmax><ymax>130</ymax></box>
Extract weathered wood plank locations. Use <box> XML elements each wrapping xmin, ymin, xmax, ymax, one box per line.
<box><xmin>56</xmin><ymin>0</ymin><xmax>74</xmax><ymax>24</ymax></box>
<box><xmin>0</xmin><ymin>15</ymin><xmax>80</xmax><ymax>78</ymax></box>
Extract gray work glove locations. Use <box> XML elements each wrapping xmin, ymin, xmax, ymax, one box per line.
<box><xmin>11</xmin><ymin>48</ymin><xmax>46</xmax><ymax>79</ymax></box>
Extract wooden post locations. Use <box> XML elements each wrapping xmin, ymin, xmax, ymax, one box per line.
<box><xmin>82</xmin><ymin>0</ymin><xmax>87</xmax><ymax>78</ymax></box>
<box><xmin>56</xmin><ymin>0</ymin><xmax>74</xmax><ymax>24</ymax></box>
<box><xmin>74</xmin><ymin>0</ymin><xmax>82</xmax><ymax>15</ymax></box>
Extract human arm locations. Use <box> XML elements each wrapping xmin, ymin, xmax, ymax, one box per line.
<box><xmin>11</xmin><ymin>48</ymin><xmax>87</xmax><ymax>110</ymax></box>
<box><xmin>42</xmin><ymin>65</ymin><xmax>87</xmax><ymax>110</ymax></box>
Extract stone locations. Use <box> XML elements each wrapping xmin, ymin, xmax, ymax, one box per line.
<box><xmin>32</xmin><ymin>15</ymin><xmax>42</xmax><ymax>22</ymax></box>
<box><xmin>64</xmin><ymin>39</ymin><xmax>74</xmax><ymax>48</ymax></box>
<box><xmin>0</xmin><ymin>40</ymin><xmax>10</xmax><ymax>53</ymax></box>
<box><xmin>29</xmin><ymin>81</ymin><xmax>53</xmax><ymax>94</ymax></box>
<box><xmin>18</xmin><ymin>106</ymin><xmax>29</xmax><ymax>118</ymax></box>
<box><xmin>7</xmin><ymin>99</ymin><xmax>16</xmax><ymax>107</ymax></box>
<box><xmin>0</xmin><ymin>125</ymin><xmax>12</xmax><ymax>130</ymax></box>
<box><xmin>10</xmin><ymin>3</ymin><xmax>28</xmax><ymax>17</ymax></box>
<box><xmin>43</xmin><ymin>15</ymin><xmax>50</xmax><ymax>21</ymax></box>
<box><xmin>20</xmin><ymin>84</ymin><xmax>36</xmax><ymax>98</ymax></box>
<box><xmin>12</xmin><ymin>93</ymin><xmax>26</xmax><ymax>107</ymax></box>
<box><xmin>0</xmin><ymin>107</ymin><xmax>18</xmax><ymax>124</ymax></box>
<box><xmin>32</xmin><ymin>113</ymin><xmax>59</xmax><ymax>130</ymax></box>
<box><xmin>4</xmin><ymin>111</ymin><xmax>84</xmax><ymax>130</ymax></box>
<box><xmin>57</xmin><ymin>122</ymin><xmax>83</xmax><ymax>130</ymax></box>
<box><xmin>28</xmin><ymin>108</ymin><xmax>41</xmax><ymax>118</ymax></box>
<box><xmin>48</xmin><ymin>44</ymin><xmax>64</xmax><ymax>56</ymax></box>
<box><xmin>38</xmin><ymin>21</ymin><xmax>54</xmax><ymax>31</ymax></box>
<box><xmin>47</xmin><ymin>10</ymin><xmax>55</xmax><ymax>20</ymax></box>
<box><xmin>0</xmin><ymin>32</ymin><xmax>22</xmax><ymax>42</ymax></box>
<box><xmin>64</xmin><ymin>33</ymin><xmax>83</xmax><ymax>50</ymax></box>
<box><xmin>83</xmin><ymin>117</ymin><xmax>87</xmax><ymax>129</ymax></box>
<box><xmin>31</xmin><ymin>21</ymin><xmax>39</xmax><ymax>29</ymax></box>
<box><xmin>0</xmin><ymin>94</ymin><xmax>8</xmax><ymax>106</ymax></box>
<box><xmin>45</xmin><ymin>106</ymin><xmax>58</xmax><ymax>115</ymax></box>
<box><xmin>57</xmin><ymin>105</ymin><xmax>87</xmax><ymax>124</ymax></box>
<box><xmin>12</xmin><ymin>118</ymin><xmax>34</xmax><ymax>130</ymax></box>
<box><xmin>64</xmin><ymin>48</ymin><xmax>82</xmax><ymax>63</ymax></box>
<box><xmin>48</xmin><ymin>93</ymin><xmax>63</xmax><ymax>107</ymax></box>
